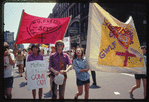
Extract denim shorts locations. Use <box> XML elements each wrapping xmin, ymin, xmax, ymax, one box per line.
<box><xmin>77</xmin><ymin>78</ymin><xmax>90</xmax><ymax>86</ymax></box>
<box><xmin>135</xmin><ymin>74</ymin><xmax>146</xmax><ymax>80</ymax></box>
<box><xmin>4</xmin><ymin>77</ymin><xmax>13</xmax><ymax>89</ymax></box>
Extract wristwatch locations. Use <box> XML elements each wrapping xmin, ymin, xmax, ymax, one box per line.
<box><xmin>7</xmin><ymin>54</ymin><xmax>10</xmax><ymax>56</ymax></box>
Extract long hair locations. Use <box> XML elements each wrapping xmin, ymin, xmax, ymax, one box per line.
<box><xmin>72</xmin><ymin>47</ymin><xmax>84</xmax><ymax>62</ymax></box>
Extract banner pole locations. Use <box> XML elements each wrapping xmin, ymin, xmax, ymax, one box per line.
<box><xmin>62</xmin><ymin>15</ymin><xmax>72</xmax><ymax>40</ymax></box>
<box><xmin>15</xmin><ymin>9</ymin><xmax>25</xmax><ymax>44</ymax></box>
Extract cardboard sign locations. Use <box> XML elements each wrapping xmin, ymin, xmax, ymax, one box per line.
<box><xmin>26</xmin><ymin>60</ymin><xmax>48</xmax><ymax>90</ymax></box>
<box><xmin>63</xmin><ymin>36</ymin><xmax>71</xmax><ymax>51</ymax></box>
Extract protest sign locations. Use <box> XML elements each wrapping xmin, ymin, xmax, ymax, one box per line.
<box><xmin>26</xmin><ymin>60</ymin><xmax>48</xmax><ymax>90</ymax></box>
<box><xmin>63</xmin><ymin>36</ymin><xmax>71</xmax><ymax>51</ymax></box>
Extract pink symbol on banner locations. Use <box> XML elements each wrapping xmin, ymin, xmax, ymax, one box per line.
<box><xmin>116</xmin><ymin>50</ymin><xmax>136</xmax><ymax>66</ymax></box>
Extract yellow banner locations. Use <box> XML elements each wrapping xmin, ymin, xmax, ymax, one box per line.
<box><xmin>86</xmin><ymin>3</ymin><xmax>146</xmax><ymax>74</ymax></box>
<box><xmin>98</xmin><ymin>18</ymin><xmax>144</xmax><ymax>68</ymax></box>
<box><xmin>41</xmin><ymin>44</ymin><xmax>49</xmax><ymax>48</ymax></box>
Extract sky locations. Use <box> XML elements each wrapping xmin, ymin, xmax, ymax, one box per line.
<box><xmin>4</xmin><ymin>2</ymin><xmax>56</xmax><ymax>49</ymax></box>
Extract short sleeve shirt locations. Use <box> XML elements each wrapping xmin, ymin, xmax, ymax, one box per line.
<box><xmin>27</xmin><ymin>53</ymin><xmax>43</xmax><ymax>62</ymax></box>
<box><xmin>4</xmin><ymin>53</ymin><xmax>15</xmax><ymax>78</ymax></box>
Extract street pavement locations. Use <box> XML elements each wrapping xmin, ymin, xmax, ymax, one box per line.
<box><xmin>11</xmin><ymin>66</ymin><xmax>145</xmax><ymax>100</ymax></box>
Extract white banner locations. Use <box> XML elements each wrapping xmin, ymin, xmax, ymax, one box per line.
<box><xmin>43</xmin><ymin>56</ymin><xmax>50</xmax><ymax>71</ymax></box>
<box><xmin>26</xmin><ymin>60</ymin><xmax>48</xmax><ymax>90</ymax></box>
<box><xmin>63</xmin><ymin>36</ymin><xmax>71</xmax><ymax>51</ymax></box>
<box><xmin>49</xmin><ymin>44</ymin><xmax>55</xmax><ymax>52</ymax></box>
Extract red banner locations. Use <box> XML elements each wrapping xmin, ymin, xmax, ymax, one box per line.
<box><xmin>16</xmin><ymin>10</ymin><xmax>71</xmax><ymax>44</ymax></box>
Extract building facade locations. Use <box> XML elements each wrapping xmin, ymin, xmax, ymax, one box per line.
<box><xmin>49</xmin><ymin>3</ymin><xmax>146</xmax><ymax>49</ymax></box>
<box><xmin>49</xmin><ymin>3</ymin><xmax>89</xmax><ymax>49</ymax></box>
<box><xmin>17</xmin><ymin>44</ymin><xmax>24</xmax><ymax>50</ymax></box>
<box><xmin>4</xmin><ymin>31</ymin><xmax>15</xmax><ymax>49</ymax></box>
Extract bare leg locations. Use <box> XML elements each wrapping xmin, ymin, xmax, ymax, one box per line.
<box><xmin>32</xmin><ymin>89</ymin><xmax>36</xmax><ymax>99</ymax></box>
<box><xmin>84</xmin><ymin>83</ymin><xmax>90</xmax><ymax>99</ymax></box>
<box><xmin>39</xmin><ymin>88</ymin><xmax>42</xmax><ymax>99</ymax></box>
<box><xmin>4</xmin><ymin>89</ymin><xmax>7</xmax><ymax>99</ymax></box>
<box><xmin>129</xmin><ymin>79</ymin><xmax>141</xmax><ymax>94</ymax></box>
<box><xmin>20</xmin><ymin>64</ymin><xmax>23</xmax><ymax>76</ymax></box>
<box><xmin>75</xmin><ymin>86</ymin><xmax>83</xmax><ymax>99</ymax></box>
<box><xmin>6</xmin><ymin>87</ymin><xmax>12</xmax><ymax>99</ymax></box>
<box><xmin>18</xmin><ymin>65</ymin><xmax>21</xmax><ymax>75</ymax></box>
<box><xmin>142</xmin><ymin>78</ymin><xmax>146</xmax><ymax>98</ymax></box>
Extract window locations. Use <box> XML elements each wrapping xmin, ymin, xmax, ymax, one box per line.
<box><xmin>83</xmin><ymin>4</ymin><xmax>86</xmax><ymax>8</ymax></box>
<box><xmin>66</xmin><ymin>11</ymin><xmax>67</xmax><ymax>17</ymax></box>
<box><xmin>81</xmin><ymin>19</ymin><xmax>87</xmax><ymax>33</ymax></box>
<box><xmin>78</xmin><ymin>3</ymin><xmax>80</xmax><ymax>14</ymax></box>
<box><xmin>74</xmin><ymin>4</ymin><xmax>77</xmax><ymax>16</ymax></box>
<box><xmin>72</xmin><ymin>6</ymin><xmax>74</xmax><ymax>18</ymax></box>
<box><xmin>69</xmin><ymin>8</ymin><xmax>72</xmax><ymax>16</ymax></box>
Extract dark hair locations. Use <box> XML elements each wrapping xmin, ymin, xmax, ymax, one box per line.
<box><xmin>31</xmin><ymin>44</ymin><xmax>40</xmax><ymax>53</ymax></box>
<box><xmin>141</xmin><ymin>46</ymin><xmax>146</xmax><ymax>49</ymax></box>
<box><xmin>72</xmin><ymin>47</ymin><xmax>84</xmax><ymax>61</ymax></box>
<box><xmin>28</xmin><ymin>46</ymin><xmax>31</xmax><ymax>51</ymax></box>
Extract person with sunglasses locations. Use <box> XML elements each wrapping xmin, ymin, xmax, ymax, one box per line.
<box><xmin>4</xmin><ymin>42</ymin><xmax>16</xmax><ymax>99</ymax></box>
<box><xmin>49</xmin><ymin>40</ymin><xmax>72</xmax><ymax>99</ymax></box>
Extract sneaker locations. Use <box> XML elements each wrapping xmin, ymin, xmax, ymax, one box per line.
<box><xmin>19</xmin><ymin>75</ymin><xmax>23</xmax><ymax>77</ymax></box>
<box><xmin>129</xmin><ymin>92</ymin><xmax>134</xmax><ymax>99</ymax></box>
<box><xmin>74</xmin><ymin>97</ymin><xmax>78</xmax><ymax>100</ymax></box>
<box><xmin>90</xmin><ymin>84</ymin><xmax>100</xmax><ymax>88</ymax></box>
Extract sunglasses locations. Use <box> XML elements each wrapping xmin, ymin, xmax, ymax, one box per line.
<box><xmin>57</xmin><ymin>43</ymin><xmax>63</xmax><ymax>46</ymax></box>
<box><xmin>76</xmin><ymin>50</ymin><xmax>81</xmax><ymax>53</ymax></box>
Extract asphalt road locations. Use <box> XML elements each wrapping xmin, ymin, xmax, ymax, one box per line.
<box><xmin>11</xmin><ymin>67</ymin><xmax>145</xmax><ymax>100</ymax></box>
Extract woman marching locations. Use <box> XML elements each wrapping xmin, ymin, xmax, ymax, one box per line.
<box><xmin>129</xmin><ymin>46</ymin><xmax>147</xmax><ymax>99</ymax></box>
<box><xmin>16</xmin><ymin>48</ymin><xmax>24</xmax><ymax>77</ymax></box>
<box><xmin>73</xmin><ymin>47</ymin><xmax>90</xmax><ymax>99</ymax></box>
<box><xmin>25</xmin><ymin>44</ymin><xmax>43</xmax><ymax>99</ymax></box>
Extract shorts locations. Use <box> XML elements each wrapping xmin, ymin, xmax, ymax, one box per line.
<box><xmin>4</xmin><ymin>77</ymin><xmax>13</xmax><ymax>89</ymax></box>
<box><xmin>16</xmin><ymin>61</ymin><xmax>23</xmax><ymax>65</ymax></box>
<box><xmin>77</xmin><ymin>78</ymin><xmax>90</xmax><ymax>86</ymax></box>
<box><xmin>135</xmin><ymin>74</ymin><xmax>146</xmax><ymax>80</ymax></box>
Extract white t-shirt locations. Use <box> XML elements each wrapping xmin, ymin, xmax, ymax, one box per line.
<box><xmin>4</xmin><ymin>53</ymin><xmax>15</xmax><ymax>78</ymax></box>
